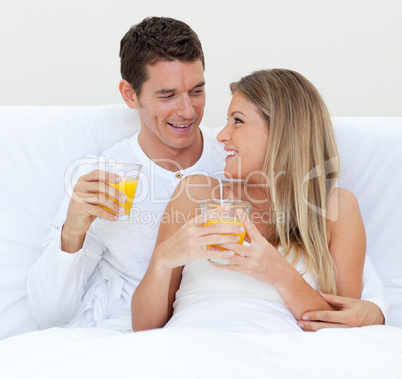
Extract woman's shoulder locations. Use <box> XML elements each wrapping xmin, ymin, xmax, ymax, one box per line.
<box><xmin>327</xmin><ymin>188</ymin><xmax>360</xmax><ymax>221</ymax></box>
<box><xmin>176</xmin><ymin>175</ymin><xmax>242</xmax><ymax>206</ymax></box>
<box><xmin>175</xmin><ymin>175</ymin><xmax>222</xmax><ymax>204</ymax></box>
<box><xmin>326</xmin><ymin>187</ymin><xmax>363</xmax><ymax>242</ymax></box>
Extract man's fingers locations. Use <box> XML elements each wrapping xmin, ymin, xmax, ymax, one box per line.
<box><xmin>75</xmin><ymin>202</ymin><xmax>119</xmax><ymax>222</ymax></box>
<box><xmin>317</xmin><ymin>290</ymin><xmax>349</xmax><ymax>307</ymax></box>
<box><xmin>297</xmin><ymin>320</ymin><xmax>347</xmax><ymax>331</ymax></box>
<box><xmin>73</xmin><ymin>177</ymin><xmax>127</xmax><ymax>208</ymax></box>
<box><xmin>84</xmin><ymin>169</ymin><xmax>121</xmax><ymax>184</ymax></box>
<box><xmin>301</xmin><ymin>309</ymin><xmax>341</xmax><ymax>324</ymax></box>
<box><xmin>95</xmin><ymin>204</ymin><xmax>120</xmax><ymax>222</ymax></box>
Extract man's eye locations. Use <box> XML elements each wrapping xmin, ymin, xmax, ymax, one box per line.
<box><xmin>191</xmin><ymin>88</ymin><xmax>204</xmax><ymax>95</ymax></box>
<box><xmin>160</xmin><ymin>94</ymin><xmax>174</xmax><ymax>100</ymax></box>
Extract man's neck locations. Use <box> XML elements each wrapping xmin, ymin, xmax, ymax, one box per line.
<box><xmin>138</xmin><ymin>130</ymin><xmax>204</xmax><ymax>172</ymax></box>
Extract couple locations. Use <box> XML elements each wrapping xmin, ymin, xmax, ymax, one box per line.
<box><xmin>28</xmin><ymin>16</ymin><xmax>385</xmax><ymax>332</ymax></box>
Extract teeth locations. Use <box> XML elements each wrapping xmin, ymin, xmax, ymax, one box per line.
<box><xmin>226</xmin><ymin>150</ymin><xmax>238</xmax><ymax>156</ymax></box>
<box><xmin>170</xmin><ymin>123</ymin><xmax>191</xmax><ymax>128</ymax></box>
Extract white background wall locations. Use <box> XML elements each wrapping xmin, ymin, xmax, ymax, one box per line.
<box><xmin>1</xmin><ymin>0</ymin><xmax>401</xmax><ymax>127</ymax></box>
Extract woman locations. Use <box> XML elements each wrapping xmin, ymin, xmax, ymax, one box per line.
<box><xmin>131</xmin><ymin>69</ymin><xmax>366</xmax><ymax>333</ymax></box>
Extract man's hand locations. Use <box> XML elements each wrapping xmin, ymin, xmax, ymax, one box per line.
<box><xmin>298</xmin><ymin>290</ymin><xmax>385</xmax><ymax>331</ymax></box>
<box><xmin>61</xmin><ymin>169</ymin><xmax>126</xmax><ymax>254</ymax></box>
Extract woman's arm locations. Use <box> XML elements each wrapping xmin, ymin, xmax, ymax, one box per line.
<box><xmin>326</xmin><ymin>188</ymin><xmax>366</xmax><ymax>298</ymax></box>
<box><xmin>296</xmin><ymin>189</ymin><xmax>368</xmax><ymax>330</ymax></box>
<box><xmin>279</xmin><ymin>188</ymin><xmax>365</xmax><ymax>319</ymax></box>
<box><xmin>131</xmin><ymin>178</ymin><xmax>196</xmax><ymax>332</ymax></box>
<box><xmin>215</xmin><ymin>213</ymin><xmax>333</xmax><ymax>320</ymax></box>
<box><xmin>131</xmin><ymin>176</ymin><xmax>242</xmax><ymax>331</ymax></box>
<box><xmin>214</xmin><ymin>189</ymin><xmax>366</xmax><ymax>321</ymax></box>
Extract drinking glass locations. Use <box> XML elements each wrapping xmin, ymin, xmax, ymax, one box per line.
<box><xmin>200</xmin><ymin>199</ymin><xmax>251</xmax><ymax>264</ymax></box>
<box><xmin>103</xmin><ymin>161</ymin><xmax>142</xmax><ymax>221</ymax></box>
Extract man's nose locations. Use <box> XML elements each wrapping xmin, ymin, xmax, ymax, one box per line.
<box><xmin>177</xmin><ymin>95</ymin><xmax>195</xmax><ymax>119</ymax></box>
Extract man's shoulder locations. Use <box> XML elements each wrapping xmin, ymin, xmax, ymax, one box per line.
<box><xmin>200</xmin><ymin>125</ymin><xmax>224</xmax><ymax>154</ymax></box>
<box><xmin>195</xmin><ymin>125</ymin><xmax>226</xmax><ymax>178</ymax></box>
<box><xmin>99</xmin><ymin>133</ymin><xmax>139</xmax><ymax>159</ymax></box>
<box><xmin>200</xmin><ymin>125</ymin><xmax>222</xmax><ymax>139</ymax></box>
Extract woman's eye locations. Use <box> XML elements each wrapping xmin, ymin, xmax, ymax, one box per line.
<box><xmin>234</xmin><ymin>118</ymin><xmax>243</xmax><ymax>124</ymax></box>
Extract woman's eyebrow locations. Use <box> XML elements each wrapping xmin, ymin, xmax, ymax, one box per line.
<box><xmin>230</xmin><ymin>111</ymin><xmax>247</xmax><ymax>118</ymax></box>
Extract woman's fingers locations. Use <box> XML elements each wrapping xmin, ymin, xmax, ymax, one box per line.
<box><xmin>207</xmin><ymin>248</ymin><xmax>235</xmax><ymax>261</ymax></box>
<box><xmin>237</xmin><ymin>208</ymin><xmax>260</xmax><ymax>238</ymax></box>
<box><xmin>215</xmin><ymin>242</ymin><xmax>247</xmax><ymax>256</ymax></box>
<box><xmin>201</xmin><ymin>223</ymin><xmax>245</xmax><ymax>236</ymax></box>
<box><xmin>193</xmin><ymin>205</ymin><xmax>233</xmax><ymax>226</ymax></box>
<box><xmin>200</xmin><ymin>233</ymin><xmax>241</xmax><ymax>248</ymax></box>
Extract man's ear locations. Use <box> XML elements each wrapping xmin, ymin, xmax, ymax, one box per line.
<box><xmin>119</xmin><ymin>80</ymin><xmax>138</xmax><ymax>109</ymax></box>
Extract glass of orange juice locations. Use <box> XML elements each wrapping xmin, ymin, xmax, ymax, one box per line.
<box><xmin>200</xmin><ymin>199</ymin><xmax>251</xmax><ymax>265</ymax></box>
<box><xmin>103</xmin><ymin>161</ymin><xmax>142</xmax><ymax>221</ymax></box>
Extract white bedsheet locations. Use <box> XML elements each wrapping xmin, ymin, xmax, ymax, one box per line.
<box><xmin>1</xmin><ymin>326</ymin><xmax>401</xmax><ymax>379</ymax></box>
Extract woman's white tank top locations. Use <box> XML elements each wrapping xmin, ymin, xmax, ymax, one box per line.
<box><xmin>165</xmin><ymin>179</ymin><xmax>319</xmax><ymax>333</ymax></box>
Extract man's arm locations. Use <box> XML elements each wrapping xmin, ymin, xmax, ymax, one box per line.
<box><xmin>27</xmin><ymin>192</ymin><xmax>105</xmax><ymax>328</ymax></box>
<box><xmin>299</xmin><ymin>256</ymin><xmax>387</xmax><ymax>331</ymax></box>
<box><xmin>61</xmin><ymin>169</ymin><xmax>126</xmax><ymax>253</ymax></box>
<box><xmin>298</xmin><ymin>291</ymin><xmax>384</xmax><ymax>331</ymax></box>
<box><xmin>27</xmin><ymin>166</ymin><xmax>125</xmax><ymax>328</ymax></box>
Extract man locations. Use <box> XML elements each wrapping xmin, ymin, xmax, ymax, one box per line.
<box><xmin>27</xmin><ymin>17</ymin><xmax>385</xmax><ymax>332</ymax></box>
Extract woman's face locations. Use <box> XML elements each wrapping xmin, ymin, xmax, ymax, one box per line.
<box><xmin>217</xmin><ymin>91</ymin><xmax>269</xmax><ymax>182</ymax></box>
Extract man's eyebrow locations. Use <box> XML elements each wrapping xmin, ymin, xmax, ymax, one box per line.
<box><xmin>155</xmin><ymin>82</ymin><xmax>205</xmax><ymax>95</ymax></box>
<box><xmin>192</xmin><ymin>81</ymin><xmax>206</xmax><ymax>89</ymax></box>
<box><xmin>155</xmin><ymin>88</ymin><xmax>176</xmax><ymax>95</ymax></box>
<box><xmin>155</xmin><ymin>88</ymin><xmax>175</xmax><ymax>95</ymax></box>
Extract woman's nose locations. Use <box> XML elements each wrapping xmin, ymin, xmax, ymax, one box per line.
<box><xmin>217</xmin><ymin>122</ymin><xmax>230</xmax><ymax>143</ymax></box>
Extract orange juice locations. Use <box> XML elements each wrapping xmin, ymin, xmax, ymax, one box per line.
<box><xmin>108</xmin><ymin>177</ymin><xmax>139</xmax><ymax>216</ymax></box>
<box><xmin>204</xmin><ymin>217</ymin><xmax>246</xmax><ymax>250</ymax></box>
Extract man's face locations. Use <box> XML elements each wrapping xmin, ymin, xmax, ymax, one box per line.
<box><xmin>133</xmin><ymin>59</ymin><xmax>206</xmax><ymax>155</ymax></box>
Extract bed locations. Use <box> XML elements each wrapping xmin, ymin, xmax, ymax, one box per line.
<box><xmin>0</xmin><ymin>106</ymin><xmax>401</xmax><ymax>378</ymax></box>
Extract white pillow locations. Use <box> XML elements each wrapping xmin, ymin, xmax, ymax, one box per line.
<box><xmin>333</xmin><ymin>117</ymin><xmax>402</xmax><ymax>327</ymax></box>
<box><xmin>1</xmin><ymin>110</ymin><xmax>401</xmax><ymax>338</ymax></box>
<box><xmin>0</xmin><ymin>105</ymin><xmax>140</xmax><ymax>339</ymax></box>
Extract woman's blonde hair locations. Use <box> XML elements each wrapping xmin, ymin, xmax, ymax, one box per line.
<box><xmin>230</xmin><ymin>69</ymin><xmax>339</xmax><ymax>294</ymax></box>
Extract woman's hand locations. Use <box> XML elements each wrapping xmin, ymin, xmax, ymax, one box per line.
<box><xmin>212</xmin><ymin>209</ymin><xmax>333</xmax><ymax>320</ymax></box>
<box><xmin>211</xmin><ymin>209</ymin><xmax>288</xmax><ymax>285</ymax></box>
<box><xmin>132</xmin><ymin>205</ymin><xmax>246</xmax><ymax>331</ymax></box>
<box><xmin>154</xmin><ymin>206</ymin><xmax>246</xmax><ymax>270</ymax></box>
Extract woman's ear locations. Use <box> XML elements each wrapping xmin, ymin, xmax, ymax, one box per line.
<box><xmin>119</xmin><ymin>80</ymin><xmax>138</xmax><ymax>109</ymax></box>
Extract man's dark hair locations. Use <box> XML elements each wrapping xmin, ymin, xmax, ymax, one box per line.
<box><xmin>120</xmin><ymin>17</ymin><xmax>205</xmax><ymax>97</ymax></box>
